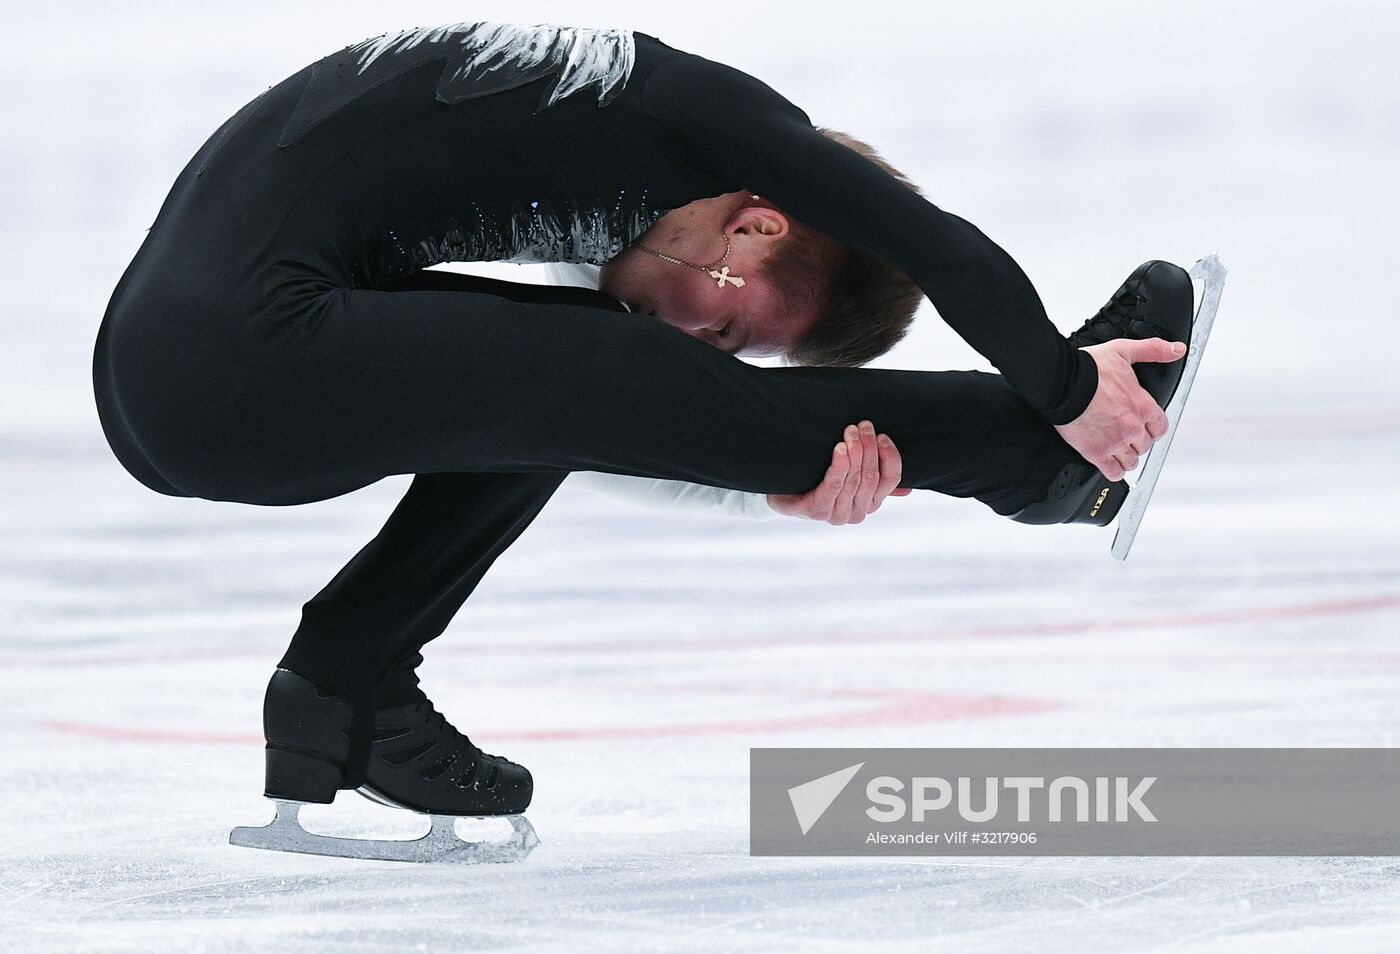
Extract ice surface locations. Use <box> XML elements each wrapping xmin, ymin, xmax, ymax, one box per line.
<box><xmin>4</xmin><ymin>2</ymin><xmax>1400</xmax><ymax>952</ymax></box>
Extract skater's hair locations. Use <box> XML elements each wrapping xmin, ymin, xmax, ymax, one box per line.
<box><xmin>764</xmin><ymin>128</ymin><xmax>925</xmax><ymax>368</ymax></box>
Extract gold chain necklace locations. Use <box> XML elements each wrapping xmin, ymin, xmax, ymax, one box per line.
<box><xmin>633</xmin><ymin>233</ymin><xmax>746</xmax><ymax>288</ymax></box>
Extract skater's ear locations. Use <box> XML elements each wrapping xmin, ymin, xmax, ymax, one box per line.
<box><xmin>726</xmin><ymin>203</ymin><xmax>790</xmax><ymax>243</ymax></box>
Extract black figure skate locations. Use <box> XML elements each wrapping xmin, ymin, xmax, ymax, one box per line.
<box><xmin>229</xmin><ymin>660</ymin><xmax>537</xmax><ymax>863</ymax></box>
<box><xmin>1009</xmin><ymin>255</ymin><xmax>1225</xmax><ymax>560</ymax></box>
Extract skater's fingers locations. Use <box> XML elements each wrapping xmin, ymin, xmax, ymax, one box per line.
<box><xmin>844</xmin><ymin>425</ymin><xmax>864</xmax><ymax>475</ymax></box>
<box><xmin>1139</xmin><ymin>417</ymin><xmax>1165</xmax><ymax>447</ymax></box>
<box><xmin>855</xmin><ymin>422</ymin><xmax>880</xmax><ymax>513</ymax></box>
<box><xmin>829</xmin><ymin>426</ymin><xmax>862</xmax><ymax>524</ymax></box>
<box><xmin>1099</xmin><ymin>456</ymin><xmax>1126</xmax><ymax>482</ymax></box>
<box><xmin>834</xmin><ymin>424</ymin><xmax>875</xmax><ymax>524</ymax></box>
<box><xmin>825</xmin><ymin>442</ymin><xmax>850</xmax><ymax>481</ymax></box>
<box><xmin>871</xmin><ymin>434</ymin><xmax>903</xmax><ymax>510</ymax></box>
<box><xmin>832</xmin><ymin>438</ymin><xmax>864</xmax><ymax>523</ymax></box>
<box><xmin>813</xmin><ymin>443</ymin><xmax>850</xmax><ymax>518</ymax></box>
<box><xmin>1152</xmin><ymin>408</ymin><xmax>1170</xmax><ymax>440</ymax></box>
<box><xmin>1119</xmin><ymin>337</ymin><xmax>1187</xmax><ymax>365</ymax></box>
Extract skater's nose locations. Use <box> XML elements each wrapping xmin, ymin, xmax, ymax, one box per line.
<box><xmin>691</xmin><ymin>324</ymin><xmax>738</xmax><ymax>353</ymax></box>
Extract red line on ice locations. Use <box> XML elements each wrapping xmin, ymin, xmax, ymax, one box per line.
<box><xmin>39</xmin><ymin>688</ymin><xmax>1060</xmax><ymax>746</ymax></box>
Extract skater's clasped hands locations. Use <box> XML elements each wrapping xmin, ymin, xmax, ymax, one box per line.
<box><xmin>1054</xmin><ymin>338</ymin><xmax>1185</xmax><ymax>481</ymax></box>
<box><xmin>766</xmin><ymin>420</ymin><xmax>912</xmax><ymax>525</ymax></box>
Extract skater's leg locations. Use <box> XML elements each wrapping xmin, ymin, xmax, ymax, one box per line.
<box><xmin>183</xmin><ymin>275</ymin><xmax>1079</xmax><ymax>517</ymax></box>
<box><xmin>249</xmin><ymin>270</ymin><xmax>1075</xmax><ymax>790</ymax></box>
<box><xmin>377</xmin><ymin>268</ymin><xmax>1082</xmax><ymax>516</ymax></box>
<box><xmin>277</xmin><ymin>468</ymin><xmax>566</xmax><ymax>787</ymax></box>
<box><xmin>269</xmin><ymin>274</ymin><xmax>614</xmax><ymax>787</ymax></box>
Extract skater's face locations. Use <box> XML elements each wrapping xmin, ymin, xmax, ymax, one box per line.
<box><xmin>598</xmin><ymin>202</ymin><xmax>821</xmax><ymax>359</ymax></box>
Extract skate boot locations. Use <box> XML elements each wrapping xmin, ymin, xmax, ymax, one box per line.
<box><xmin>230</xmin><ymin>660</ymin><xmax>538</xmax><ymax>863</ymax></box>
<box><xmin>1008</xmin><ymin>459</ymin><xmax>1128</xmax><ymax>526</ymax></box>
<box><xmin>1009</xmin><ymin>260</ymin><xmax>1194</xmax><ymax>528</ymax></box>
<box><xmin>1066</xmin><ymin>259</ymin><xmax>1194</xmax><ymax>408</ymax></box>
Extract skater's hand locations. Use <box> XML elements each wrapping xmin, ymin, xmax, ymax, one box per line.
<box><xmin>767</xmin><ymin>420</ymin><xmax>913</xmax><ymax>525</ymax></box>
<box><xmin>1054</xmin><ymin>338</ymin><xmax>1183</xmax><ymax>481</ymax></box>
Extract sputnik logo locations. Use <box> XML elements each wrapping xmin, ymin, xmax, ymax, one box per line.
<box><xmin>787</xmin><ymin>762</ymin><xmax>865</xmax><ymax>835</ymax></box>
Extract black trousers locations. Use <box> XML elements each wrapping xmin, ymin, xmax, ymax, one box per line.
<box><xmin>94</xmin><ymin>265</ymin><xmax>1083</xmax><ymax>717</ymax></box>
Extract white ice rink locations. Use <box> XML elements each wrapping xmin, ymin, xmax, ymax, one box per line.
<box><xmin>4</xmin><ymin>2</ymin><xmax>1400</xmax><ymax>951</ymax></box>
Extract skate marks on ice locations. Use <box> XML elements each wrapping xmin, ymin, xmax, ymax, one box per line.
<box><xmin>1112</xmin><ymin>254</ymin><xmax>1228</xmax><ymax>561</ymax></box>
<box><xmin>230</xmin><ymin>796</ymin><xmax>538</xmax><ymax>864</ymax></box>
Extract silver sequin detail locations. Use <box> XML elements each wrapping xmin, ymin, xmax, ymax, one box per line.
<box><xmin>375</xmin><ymin>193</ymin><xmax>669</xmax><ymax>284</ymax></box>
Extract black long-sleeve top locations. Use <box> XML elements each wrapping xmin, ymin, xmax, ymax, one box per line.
<box><xmin>191</xmin><ymin>21</ymin><xmax>1097</xmax><ymax>424</ymax></box>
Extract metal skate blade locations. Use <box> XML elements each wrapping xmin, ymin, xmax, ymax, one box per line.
<box><xmin>1111</xmin><ymin>253</ymin><xmax>1227</xmax><ymax>561</ymax></box>
<box><xmin>229</xmin><ymin>798</ymin><xmax>539</xmax><ymax>863</ymax></box>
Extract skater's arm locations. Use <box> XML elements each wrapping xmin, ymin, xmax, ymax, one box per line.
<box><xmin>641</xmin><ymin>54</ymin><xmax>1098</xmax><ymax>425</ymax></box>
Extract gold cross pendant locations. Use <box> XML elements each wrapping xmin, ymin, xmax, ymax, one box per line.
<box><xmin>708</xmin><ymin>266</ymin><xmax>745</xmax><ymax>288</ymax></box>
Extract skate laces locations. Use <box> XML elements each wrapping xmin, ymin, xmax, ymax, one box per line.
<box><xmin>411</xmin><ymin>698</ymin><xmax>507</xmax><ymax>786</ymax></box>
<box><xmin>413</xmin><ymin>698</ymin><xmax>472</xmax><ymax>750</ymax></box>
<box><xmin>1070</xmin><ymin>286</ymin><xmax>1145</xmax><ymax>347</ymax></box>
